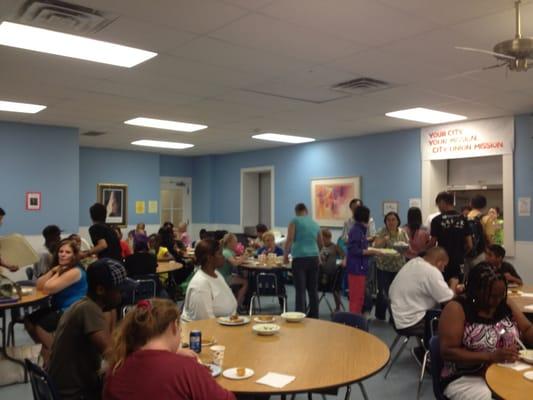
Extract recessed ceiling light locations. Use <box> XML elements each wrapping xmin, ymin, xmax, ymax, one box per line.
<box><xmin>252</xmin><ymin>133</ymin><xmax>315</xmax><ymax>144</ymax></box>
<box><xmin>0</xmin><ymin>100</ymin><xmax>46</xmax><ymax>114</ymax></box>
<box><xmin>124</xmin><ymin>117</ymin><xmax>207</xmax><ymax>132</ymax></box>
<box><xmin>131</xmin><ymin>140</ymin><xmax>194</xmax><ymax>150</ymax></box>
<box><xmin>0</xmin><ymin>21</ymin><xmax>157</xmax><ymax>68</ymax></box>
<box><xmin>385</xmin><ymin>107</ymin><xmax>467</xmax><ymax>124</ymax></box>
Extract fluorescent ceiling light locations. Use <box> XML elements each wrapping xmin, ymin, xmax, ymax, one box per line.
<box><xmin>124</xmin><ymin>117</ymin><xmax>207</xmax><ymax>132</ymax></box>
<box><xmin>131</xmin><ymin>140</ymin><xmax>194</xmax><ymax>150</ymax></box>
<box><xmin>0</xmin><ymin>21</ymin><xmax>157</xmax><ymax>68</ymax></box>
<box><xmin>0</xmin><ymin>100</ymin><xmax>46</xmax><ymax>114</ymax></box>
<box><xmin>252</xmin><ymin>133</ymin><xmax>315</xmax><ymax>144</ymax></box>
<box><xmin>385</xmin><ymin>107</ymin><xmax>467</xmax><ymax>124</ymax></box>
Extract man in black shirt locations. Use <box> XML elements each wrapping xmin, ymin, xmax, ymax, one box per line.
<box><xmin>84</xmin><ymin>203</ymin><xmax>122</xmax><ymax>261</ymax></box>
<box><xmin>485</xmin><ymin>244</ymin><xmax>523</xmax><ymax>286</ymax></box>
<box><xmin>430</xmin><ymin>192</ymin><xmax>473</xmax><ymax>288</ymax></box>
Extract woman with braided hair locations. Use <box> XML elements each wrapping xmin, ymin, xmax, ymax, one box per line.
<box><xmin>439</xmin><ymin>262</ymin><xmax>533</xmax><ymax>400</ymax></box>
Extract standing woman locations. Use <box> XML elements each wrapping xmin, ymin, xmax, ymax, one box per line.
<box><xmin>25</xmin><ymin>239</ymin><xmax>87</xmax><ymax>363</ymax></box>
<box><xmin>373</xmin><ymin>212</ymin><xmax>409</xmax><ymax>321</ymax></box>
<box><xmin>284</xmin><ymin>203</ymin><xmax>322</xmax><ymax>318</ymax></box>
<box><xmin>345</xmin><ymin>206</ymin><xmax>380</xmax><ymax>313</ymax></box>
<box><xmin>403</xmin><ymin>207</ymin><xmax>430</xmax><ymax>260</ymax></box>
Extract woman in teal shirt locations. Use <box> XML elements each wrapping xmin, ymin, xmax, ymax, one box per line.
<box><xmin>284</xmin><ymin>203</ymin><xmax>323</xmax><ymax>318</ymax></box>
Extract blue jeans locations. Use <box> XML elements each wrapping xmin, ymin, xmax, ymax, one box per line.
<box><xmin>375</xmin><ymin>269</ymin><xmax>397</xmax><ymax>320</ymax></box>
<box><xmin>292</xmin><ymin>257</ymin><xmax>319</xmax><ymax>318</ymax></box>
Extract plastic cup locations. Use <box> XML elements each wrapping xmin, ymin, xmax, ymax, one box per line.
<box><xmin>210</xmin><ymin>345</ymin><xmax>225</xmax><ymax>366</ymax></box>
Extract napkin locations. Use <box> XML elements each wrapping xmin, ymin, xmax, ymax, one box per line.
<box><xmin>256</xmin><ymin>372</ymin><xmax>296</xmax><ymax>388</ymax></box>
<box><xmin>524</xmin><ymin>304</ymin><xmax>533</xmax><ymax>311</ymax></box>
<box><xmin>520</xmin><ymin>293</ymin><xmax>533</xmax><ymax>298</ymax></box>
<box><xmin>497</xmin><ymin>361</ymin><xmax>531</xmax><ymax>371</ymax></box>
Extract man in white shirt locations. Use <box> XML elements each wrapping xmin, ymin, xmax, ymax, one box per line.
<box><xmin>389</xmin><ymin>247</ymin><xmax>459</xmax><ymax>337</ymax></box>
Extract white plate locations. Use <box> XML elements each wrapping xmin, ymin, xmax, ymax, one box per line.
<box><xmin>519</xmin><ymin>349</ymin><xmax>533</xmax><ymax>364</ymax></box>
<box><xmin>253</xmin><ymin>316</ymin><xmax>276</xmax><ymax>323</ymax></box>
<box><xmin>209</xmin><ymin>364</ymin><xmax>222</xmax><ymax>377</ymax></box>
<box><xmin>253</xmin><ymin>323</ymin><xmax>280</xmax><ymax>336</ymax></box>
<box><xmin>217</xmin><ymin>316</ymin><xmax>251</xmax><ymax>326</ymax></box>
<box><xmin>281</xmin><ymin>312</ymin><xmax>306</xmax><ymax>322</ymax></box>
<box><xmin>223</xmin><ymin>367</ymin><xmax>254</xmax><ymax>380</ymax></box>
<box><xmin>524</xmin><ymin>371</ymin><xmax>533</xmax><ymax>381</ymax></box>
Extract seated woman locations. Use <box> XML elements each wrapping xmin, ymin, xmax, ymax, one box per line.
<box><xmin>181</xmin><ymin>240</ymin><xmax>237</xmax><ymax>321</ymax></box>
<box><xmin>440</xmin><ymin>263</ymin><xmax>533</xmax><ymax>400</ymax></box>
<box><xmin>222</xmin><ymin>233</ymin><xmax>248</xmax><ymax>312</ymax></box>
<box><xmin>256</xmin><ymin>230</ymin><xmax>283</xmax><ymax>256</ymax></box>
<box><xmin>25</xmin><ymin>239</ymin><xmax>87</xmax><ymax>363</ymax></box>
<box><xmin>104</xmin><ymin>299</ymin><xmax>235</xmax><ymax>400</ymax></box>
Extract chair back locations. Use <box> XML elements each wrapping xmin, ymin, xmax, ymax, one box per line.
<box><xmin>424</xmin><ymin>309</ymin><xmax>441</xmax><ymax>347</ymax></box>
<box><xmin>132</xmin><ymin>278</ymin><xmax>157</xmax><ymax>303</ymax></box>
<box><xmin>255</xmin><ymin>272</ymin><xmax>281</xmax><ymax>296</ymax></box>
<box><xmin>25</xmin><ymin>359</ymin><xmax>60</xmax><ymax>400</ymax></box>
<box><xmin>332</xmin><ymin>312</ymin><xmax>369</xmax><ymax>332</ymax></box>
<box><xmin>429</xmin><ymin>336</ymin><xmax>447</xmax><ymax>400</ymax></box>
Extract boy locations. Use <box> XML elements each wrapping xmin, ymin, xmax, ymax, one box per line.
<box><xmin>84</xmin><ymin>203</ymin><xmax>122</xmax><ymax>261</ymax></box>
<box><xmin>485</xmin><ymin>244</ymin><xmax>523</xmax><ymax>286</ymax></box>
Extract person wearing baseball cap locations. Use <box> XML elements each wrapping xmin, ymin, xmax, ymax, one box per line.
<box><xmin>48</xmin><ymin>258</ymin><xmax>129</xmax><ymax>400</ymax></box>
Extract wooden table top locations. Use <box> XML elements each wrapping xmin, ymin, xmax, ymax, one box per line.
<box><xmin>156</xmin><ymin>261</ymin><xmax>183</xmax><ymax>274</ymax></box>
<box><xmin>0</xmin><ymin>289</ymin><xmax>49</xmax><ymax>310</ymax></box>
<box><xmin>508</xmin><ymin>284</ymin><xmax>533</xmax><ymax>314</ymax></box>
<box><xmin>182</xmin><ymin>317</ymin><xmax>389</xmax><ymax>394</ymax></box>
<box><xmin>486</xmin><ymin>363</ymin><xmax>533</xmax><ymax>400</ymax></box>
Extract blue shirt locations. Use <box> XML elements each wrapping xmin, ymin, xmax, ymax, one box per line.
<box><xmin>346</xmin><ymin>223</ymin><xmax>369</xmax><ymax>276</ymax></box>
<box><xmin>257</xmin><ymin>246</ymin><xmax>284</xmax><ymax>256</ymax></box>
<box><xmin>290</xmin><ymin>216</ymin><xmax>320</xmax><ymax>258</ymax></box>
<box><xmin>51</xmin><ymin>265</ymin><xmax>88</xmax><ymax>312</ymax></box>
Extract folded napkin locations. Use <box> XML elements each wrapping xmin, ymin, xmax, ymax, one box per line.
<box><xmin>521</xmin><ymin>293</ymin><xmax>533</xmax><ymax>298</ymax></box>
<box><xmin>497</xmin><ymin>361</ymin><xmax>531</xmax><ymax>371</ymax></box>
<box><xmin>256</xmin><ymin>372</ymin><xmax>296</xmax><ymax>388</ymax></box>
<box><xmin>525</xmin><ymin>304</ymin><xmax>533</xmax><ymax>311</ymax></box>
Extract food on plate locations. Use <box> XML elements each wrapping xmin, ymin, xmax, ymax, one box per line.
<box><xmin>257</xmin><ymin>315</ymin><xmax>273</xmax><ymax>322</ymax></box>
<box><xmin>236</xmin><ymin>367</ymin><xmax>245</xmax><ymax>377</ymax></box>
<box><xmin>229</xmin><ymin>315</ymin><xmax>243</xmax><ymax>323</ymax></box>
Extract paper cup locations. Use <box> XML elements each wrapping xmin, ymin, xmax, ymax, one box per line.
<box><xmin>210</xmin><ymin>345</ymin><xmax>225</xmax><ymax>366</ymax></box>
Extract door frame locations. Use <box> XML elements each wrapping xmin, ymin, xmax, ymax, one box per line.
<box><xmin>160</xmin><ymin>176</ymin><xmax>192</xmax><ymax>225</ymax></box>
<box><xmin>240</xmin><ymin>166</ymin><xmax>275</xmax><ymax>230</ymax></box>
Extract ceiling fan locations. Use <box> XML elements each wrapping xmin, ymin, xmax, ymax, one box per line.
<box><xmin>455</xmin><ymin>0</ymin><xmax>533</xmax><ymax>74</ymax></box>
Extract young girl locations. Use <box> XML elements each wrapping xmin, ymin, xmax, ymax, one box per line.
<box><xmin>104</xmin><ymin>299</ymin><xmax>235</xmax><ymax>400</ymax></box>
<box><xmin>222</xmin><ymin>233</ymin><xmax>248</xmax><ymax>312</ymax></box>
<box><xmin>25</xmin><ymin>239</ymin><xmax>87</xmax><ymax>362</ymax></box>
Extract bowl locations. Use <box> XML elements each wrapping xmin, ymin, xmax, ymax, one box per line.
<box><xmin>520</xmin><ymin>349</ymin><xmax>533</xmax><ymax>364</ymax></box>
<box><xmin>281</xmin><ymin>312</ymin><xmax>306</xmax><ymax>322</ymax></box>
<box><xmin>252</xmin><ymin>323</ymin><xmax>280</xmax><ymax>336</ymax></box>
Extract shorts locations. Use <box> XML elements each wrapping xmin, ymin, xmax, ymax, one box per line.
<box><xmin>26</xmin><ymin>307</ymin><xmax>62</xmax><ymax>333</ymax></box>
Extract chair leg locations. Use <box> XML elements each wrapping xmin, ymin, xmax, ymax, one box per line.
<box><xmin>384</xmin><ymin>336</ymin><xmax>410</xmax><ymax>379</ymax></box>
<box><xmin>416</xmin><ymin>350</ymin><xmax>429</xmax><ymax>400</ymax></box>
<box><xmin>308</xmin><ymin>393</ymin><xmax>312</xmax><ymax>400</ymax></box>
<box><xmin>389</xmin><ymin>334</ymin><xmax>401</xmax><ymax>353</ymax></box>
<box><xmin>357</xmin><ymin>382</ymin><xmax>368</xmax><ymax>400</ymax></box>
<box><xmin>7</xmin><ymin>321</ymin><xmax>15</xmax><ymax>346</ymax></box>
<box><xmin>344</xmin><ymin>384</ymin><xmax>352</xmax><ymax>400</ymax></box>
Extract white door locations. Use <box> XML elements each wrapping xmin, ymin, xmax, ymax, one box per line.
<box><xmin>160</xmin><ymin>177</ymin><xmax>192</xmax><ymax>226</ymax></box>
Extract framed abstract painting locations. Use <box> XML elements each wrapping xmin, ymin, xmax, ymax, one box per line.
<box><xmin>310</xmin><ymin>177</ymin><xmax>361</xmax><ymax>227</ymax></box>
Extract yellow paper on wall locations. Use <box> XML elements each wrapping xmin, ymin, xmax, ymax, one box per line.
<box><xmin>135</xmin><ymin>201</ymin><xmax>145</xmax><ymax>214</ymax></box>
<box><xmin>148</xmin><ymin>200</ymin><xmax>158</xmax><ymax>214</ymax></box>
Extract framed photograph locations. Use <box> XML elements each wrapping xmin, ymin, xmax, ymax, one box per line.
<box><xmin>25</xmin><ymin>192</ymin><xmax>41</xmax><ymax>211</ymax></box>
<box><xmin>383</xmin><ymin>201</ymin><xmax>399</xmax><ymax>216</ymax></box>
<box><xmin>97</xmin><ymin>183</ymin><xmax>128</xmax><ymax>227</ymax></box>
<box><xmin>310</xmin><ymin>176</ymin><xmax>361</xmax><ymax>227</ymax></box>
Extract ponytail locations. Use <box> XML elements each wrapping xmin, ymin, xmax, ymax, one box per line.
<box><xmin>106</xmin><ymin>298</ymin><xmax>180</xmax><ymax>373</ymax></box>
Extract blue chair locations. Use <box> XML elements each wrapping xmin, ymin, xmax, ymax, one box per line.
<box><xmin>249</xmin><ymin>272</ymin><xmax>287</xmax><ymax>315</ymax></box>
<box><xmin>332</xmin><ymin>311</ymin><xmax>369</xmax><ymax>331</ymax></box>
<box><xmin>428</xmin><ymin>336</ymin><xmax>448</xmax><ymax>400</ymax></box>
<box><xmin>417</xmin><ymin>310</ymin><xmax>441</xmax><ymax>399</ymax></box>
<box><xmin>25</xmin><ymin>358</ymin><xmax>60</xmax><ymax>400</ymax></box>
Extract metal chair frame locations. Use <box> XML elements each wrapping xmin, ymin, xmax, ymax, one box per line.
<box><xmin>249</xmin><ymin>272</ymin><xmax>287</xmax><ymax>315</ymax></box>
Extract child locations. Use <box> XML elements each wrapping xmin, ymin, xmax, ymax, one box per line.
<box><xmin>484</xmin><ymin>244</ymin><xmax>522</xmax><ymax>286</ymax></box>
<box><xmin>176</xmin><ymin>222</ymin><xmax>191</xmax><ymax>247</ymax></box>
<box><xmin>221</xmin><ymin>233</ymin><xmax>248</xmax><ymax>312</ymax></box>
<box><xmin>319</xmin><ymin>228</ymin><xmax>344</xmax><ymax>312</ymax></box>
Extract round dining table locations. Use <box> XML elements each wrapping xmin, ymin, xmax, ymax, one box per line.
<box><xmin>182</xmin><ymin>317</ymin><xmax>390</xmax><ymax>396</ymax></box>
<box><xmin>508</xmin><ymin>284</ymin><xmax>533</xmax><ymax>315</ymax></box>
<box><xmin>156</xmin><ymin>261</ymin><xmax>183</xmax><ymax>274</ymax></box>
<box><xmin>486</xmin><ymin>362</ymin><xmax>533</xmax><ymax>400</ymax></box>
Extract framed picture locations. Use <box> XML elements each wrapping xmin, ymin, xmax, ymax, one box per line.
<box><xmin>25</xmin><ymin>192</ymin><xmax>41</xmax><ymax>211</ymax></box>
<box><xmin>310</xmin><ymin>176</ymin><xmax>361</xmax><ymax>227</ymax></box>
<box><xmin>97</xmin><ymin>183</ymin><xmax>128</xmax><ymax>227</ymax></box>
<box><xmin>383</xmin><ymin>201</ymin><xmax>399</xmax><ymax>216</ymax></box>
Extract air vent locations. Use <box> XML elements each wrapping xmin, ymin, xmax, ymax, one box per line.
<box><xmin>8</xmin><ymin>0</ymin><xmax>116</xmax><ymax>34</ymax></box>
<box><xmin>331</xmin><ymin>77</ymin><xmax>392</xmax><ymax>95</ymax></box>
<box><xmin>82</xmin><ymin>131</ymin><xmax>106</xmax><ymax>137</ymax></box>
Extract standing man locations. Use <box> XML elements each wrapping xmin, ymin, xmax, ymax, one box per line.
<box><xmin>83</xmin><ymin>203</ymin><xmax>122</xmax><ymax>261</ymax></box>
<box><xmin>430</xmin><ymin>192</ymin><xmax>472</xmax><ymax>289</ymax></box>
<box><xmin>464</xmin><ymin>195</ymin><xmax>488</xmax><ymax>279</ymax></box>
<box><xmin>47</xmin><ymin>259</ymin><xmax>127</xmax><ymax>400</ymax></box>
<box><xmin>0</xmin><ymin>207</ymin><xmax>19</xmax><ymax>272</ymax></box>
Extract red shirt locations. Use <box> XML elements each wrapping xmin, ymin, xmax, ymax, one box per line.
<box><xmin>103</xmin><ymin>350</ymin><xmax>235</xmax><ymax>400</ymax></box>
<box><xmin>119</xmin><ymin>240</ymin><xmax>132</xmax><ymax>258</ymax></box>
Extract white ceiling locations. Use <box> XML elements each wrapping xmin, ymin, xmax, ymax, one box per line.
<box><xmin>1</xmin><ymin>0</ymin><xmax>533</xmax><ymax>155</ymax></box>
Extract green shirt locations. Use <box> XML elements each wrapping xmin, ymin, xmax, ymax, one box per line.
<box><xmin>290</xmin><ymin>216</ymin><xmax>320</xmax><ymax>258</ymax></box>
<box><xmin>221</xmin><ymin>248</ymin><xmax>235</xmax><ymax>283</ymax></box>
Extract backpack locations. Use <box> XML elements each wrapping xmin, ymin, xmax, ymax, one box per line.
<box><xmin>467</xmin><ymin>215</ymin><xmax>485</xmax><ymax>258</ymax></box>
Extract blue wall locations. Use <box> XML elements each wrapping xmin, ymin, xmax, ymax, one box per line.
<box><xmin>197</xmin><ymin>129</ymin><xmax>422</xmax><ymax>228</ymax></box>
<box><xmin>159</xmin><ymin>154</ymin><xmax>193</xmax><ymax>177</ymax></box>
<box><xmin>0</xmin><ymin>122</ymin><xmax>79</xmax><ymax>234</ymax></box>
<box><xmin>514</xmin><ymin>114</ymin><xmax>533</xmax><ymax>241</ymax></box>
<box><xmin>79</xmin><ymin>148</ymin><xmax>162</xmax><ymax>226</ymax></box>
